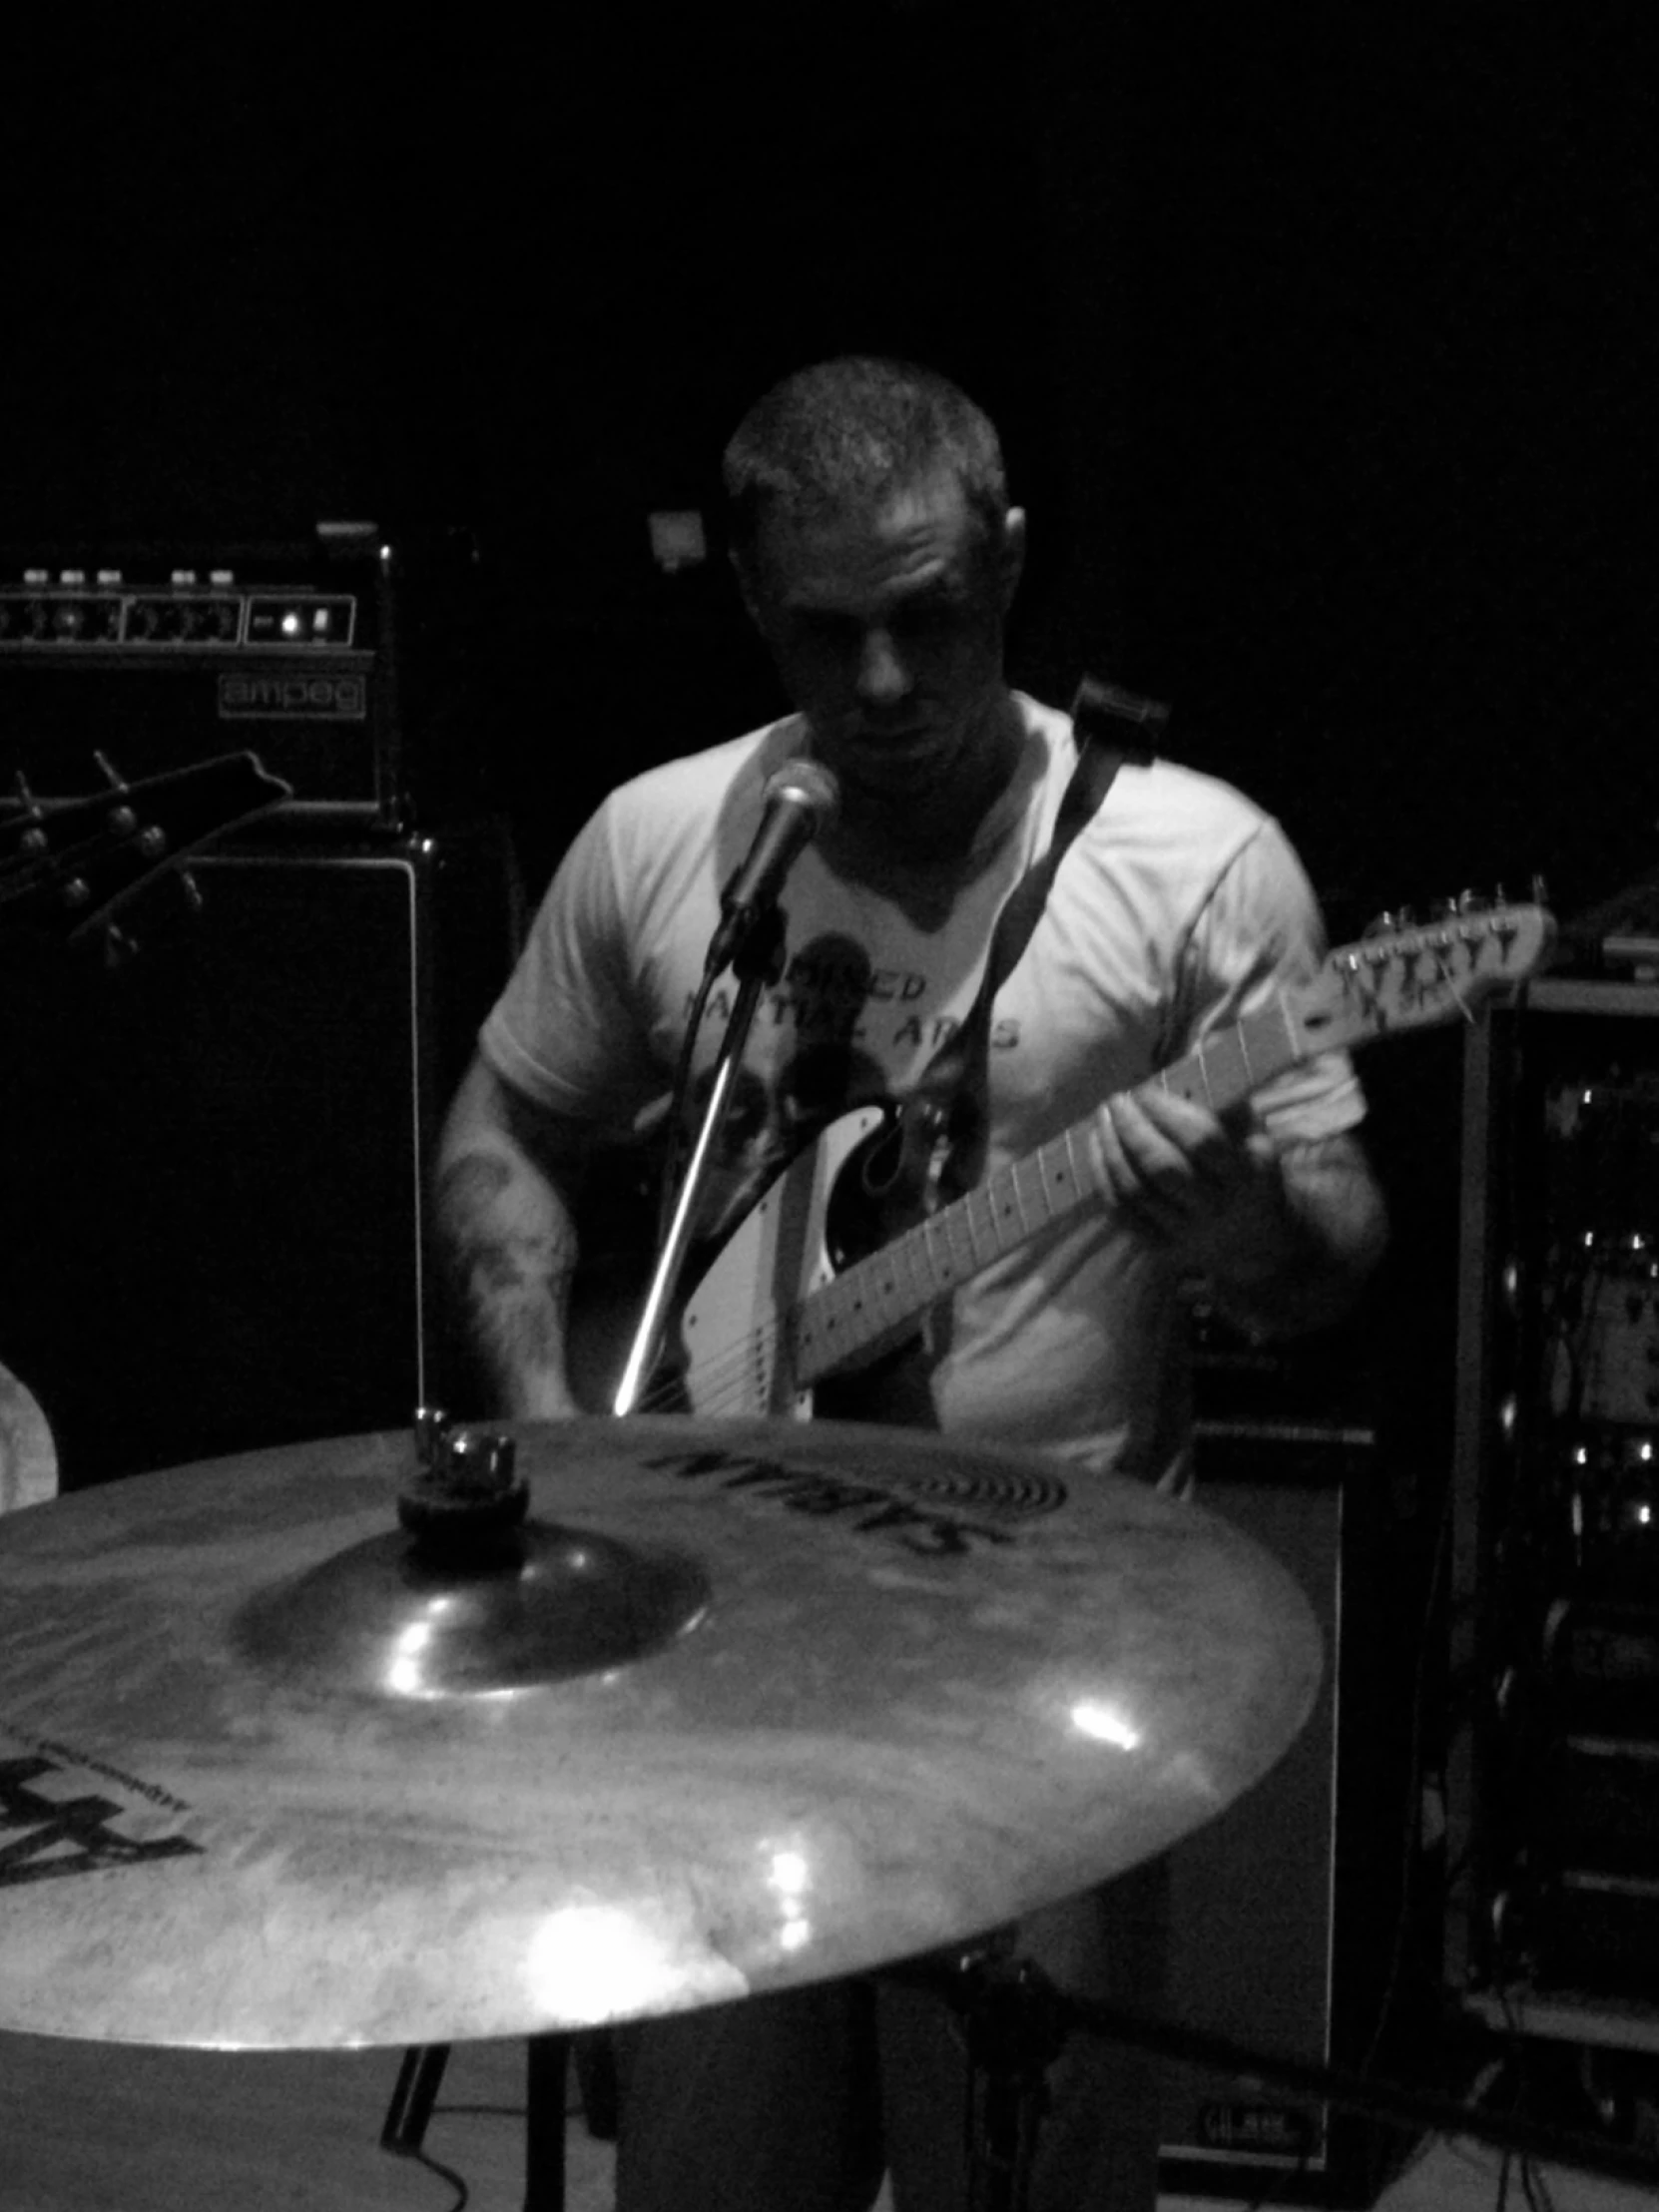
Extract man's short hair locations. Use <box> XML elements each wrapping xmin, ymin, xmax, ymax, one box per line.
<box><xmin>723</xmin><ymin>356</ymin><xmax>1008</xmax><ymax>562</ymax></box>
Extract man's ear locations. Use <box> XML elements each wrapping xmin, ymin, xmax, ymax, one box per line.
<box><xmin>998</xmin><ymin>507</ymin><xmax>1027</xmax><ymax>611</ymax></box>
<box><xmin>730</xmin><ymin>547</ymin><xmax>766</xmax><ymax>631</ymax></box>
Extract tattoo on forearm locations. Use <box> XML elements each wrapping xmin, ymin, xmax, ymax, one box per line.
<box><xmin>435</xmin><ymin>1151</ymin><xmax>579</xmax><ymax>1382</ymax></box>
<box><xmin>436</xmin><ymin>1153</ymin><xmax>513</xmax><ymax>1223</ymax></box>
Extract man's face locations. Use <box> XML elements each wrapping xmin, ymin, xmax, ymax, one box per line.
<box><xmin>739</xmin><ymin>470</ymin><xmax>1026</xmax><ymax>822</ymax></box>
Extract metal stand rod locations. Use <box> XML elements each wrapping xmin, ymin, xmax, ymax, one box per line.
<box><xmin>524</xmin><ymin>2033</ymin><xmax>570</xmax><ymax>2212</ymax></box>
<box><xmin>613</xmin><ymin>911</ymin><xmax>786</xmax><ymax>1415</ymax></box>
<box><xmin>958</xmin><ymin>1957</ymin><xmax>1069</xmax><ymax>2212</ymax></box>
<box><xmin>379</xmin><ymin>2032</ymin><xmax>571</xmax><ymax>2210</ymax></box>
<box><xmin>380</xmin><ymin>2040</ymin><xmax>450</xmax><ymax>2152</ymax></box>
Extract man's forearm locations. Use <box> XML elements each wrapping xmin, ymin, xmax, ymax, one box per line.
<box><xmin>434</xmin><ymin>1143</ymin><xmax>584</xmax><ymax>1419</ymax></box>
<box><xmin>1202</xmin><ymin>1133</ymin><xmax>1388</xmax><ymax>1340</ymax></box>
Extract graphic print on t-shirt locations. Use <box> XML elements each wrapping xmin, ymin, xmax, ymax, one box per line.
<box><xmin>682</xmin><ymin>928</ymin><xmax>1011</xmax><ymax>1249</ymax></box>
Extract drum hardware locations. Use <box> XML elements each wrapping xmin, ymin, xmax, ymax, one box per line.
<box><xmin>886</xmin><ymin>1949</ymin><xmax>1659</xmax><ymax>2210</ymax></box>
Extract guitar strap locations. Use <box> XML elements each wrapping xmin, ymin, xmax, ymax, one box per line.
<box><xmin>807</xmin><ymin>675</ymin><xmax>1166</xmax><ymax>1424</ymax></box>
<box><xmin>920</xmin><ymin>675</ymin><xmax>1167</xmax><ymax>1201</ymax></box>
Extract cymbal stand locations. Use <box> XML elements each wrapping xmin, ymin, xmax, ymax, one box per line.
<box><xmin>381</xmin><ymin>2032</ymin><xmax>569</xmax><ymax>2210</ymax></box>
<box><xmin>885</xmin><ymin>1947</ymin><xmax>1067</xmax><ymax>2212</ymax></box>
<box><xmin>939</xmin><ymin>1949</ymin><xmax>1070</xmax><ymax>2212</ymax></box>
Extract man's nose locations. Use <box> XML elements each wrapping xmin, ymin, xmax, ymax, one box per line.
<box><xmin>854</xmin><ymin>626</ymin><xmax>912</xmax><ymax>704</ymax></box>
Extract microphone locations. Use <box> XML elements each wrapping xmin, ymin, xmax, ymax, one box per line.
<box><xmin>706</xmin><ymin>757</ymin><xmax>839</xmax><ymax>974</ymax></box>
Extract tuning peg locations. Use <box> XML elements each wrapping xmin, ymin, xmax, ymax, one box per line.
<box><xmin>88</xmin><ymin>753</ymin><xmax>142</xmax><ymax>837</ymax></box>
<box><xmin>11</xmin><ymin>779</ymin><xmax>48</xmax><ymax>844</ymax></box>
<box><xmin>1364</xmin><ymin>907</ymin><xmax>1416</xmax><ymax>938</ymax></box>
<box><xmin>177</xmin><ymin>867</ymin><xmax>205</xmax><ymax>916</ymax></box>
<box><xmin>101</xmin><ymin>921</ymin><xmax>140</xmax><ymax>969</ymax></box>
<box><xmin>10</xmin><ymin>771</ymin><xmax>49</xmax><ymax>854</ymax></box>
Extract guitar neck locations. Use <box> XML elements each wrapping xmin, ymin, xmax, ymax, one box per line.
<box><xmin>791</xmin><ymin>992</ymin><xmax>1311</xmax><ymax>1385</ymax></box>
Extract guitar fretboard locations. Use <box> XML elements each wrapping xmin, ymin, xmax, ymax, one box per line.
<box><xmin>791</xmin><ymin>992</ymin><xmax>1310</xmax><ymax>1382</ymax></box>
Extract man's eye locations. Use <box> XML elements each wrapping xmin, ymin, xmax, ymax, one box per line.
<box><xmin>794</xmin><ymin>614</ymin><xmax>858</xmax><ymax>645</ymax></box>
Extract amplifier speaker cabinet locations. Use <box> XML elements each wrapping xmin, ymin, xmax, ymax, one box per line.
<box><xmin>0</xmin><ymin>821</ymin><xmax>519</xmax><ymax>1491</ymax></box>
<box><xmin>1158</xmin><ymin>1421</ymin><xmax>1426</xmax><ymax>2206</ymax></box>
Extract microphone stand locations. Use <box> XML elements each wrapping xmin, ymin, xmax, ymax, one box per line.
<box><xmin>612</xmin><ymin>906</ymin><xmax>788</xmax><ymax>1417</ymax></box>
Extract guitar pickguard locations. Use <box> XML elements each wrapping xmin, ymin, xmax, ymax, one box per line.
<box><xmin>679</xmin><ymin>1105</ymin><xmax>888</xmax><ymax>1418</ymax></box>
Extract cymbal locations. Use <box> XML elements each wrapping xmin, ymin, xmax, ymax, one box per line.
<box><xmin>0</xmin><ymin>1416</ymin><xmax>1320</xmax><ymax>2051</ymax></box>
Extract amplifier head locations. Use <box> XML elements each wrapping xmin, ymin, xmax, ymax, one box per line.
<box><xmin>0</xmin><ymin>522</ymin><xmax>483</xmax><ymax>829</ymax></box>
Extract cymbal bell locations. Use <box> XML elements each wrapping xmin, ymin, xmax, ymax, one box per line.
<box><xmin>0</xmin><ymin>1416</ymin><xmax>1321</xmax><ymax>2051</ymax></box>
<box><xmin>235</xmin><ymin>1518</ymin><xmax>713</xmax><ymax>1697</ymax></box>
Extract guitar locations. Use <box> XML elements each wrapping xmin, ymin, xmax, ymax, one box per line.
<box><xmin>1</xmin><ymin>751</ymin><xmax>290</xmax><ymax>953</ymax></box>
<box><xmin>666</xmin><ymin>900</ymin><xmax>1555</xmax><ymax>1418</ymax></box>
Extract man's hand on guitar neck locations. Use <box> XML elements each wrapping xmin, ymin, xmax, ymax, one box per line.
<box><xmin>1094</xmin><ymin>1085</ymin><xmax>1386</xmax><ymax>1339</ymax></box>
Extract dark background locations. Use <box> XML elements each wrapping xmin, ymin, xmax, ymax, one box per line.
<box><xmin>3</xmin><ymin>6</ymin><xmax>1656</xmax><ymax>1463</ymax></box>
<box><xmin>4</xmin><ymin>6</ymin><xmax>1653</xmax><ymax>919</ymax></box>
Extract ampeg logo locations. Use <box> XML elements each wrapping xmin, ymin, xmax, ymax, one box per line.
<box><xmin>218</xmin><ymin>672</ymin><xmax>367</xmax><ymax>720</ymax></box>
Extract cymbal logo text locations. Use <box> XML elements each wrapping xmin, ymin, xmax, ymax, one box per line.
<box><xmin>0</xmin><ymin>1754</ymin><xmax>203</xmax><ymax>1890</ymax></box>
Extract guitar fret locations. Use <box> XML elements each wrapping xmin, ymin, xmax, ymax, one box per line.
<box><xmin>948</xmin><ymin>1201</ymin><xmax>982</xmax><ymax>1275</ymax></box>
<box><xmin>922</xmin><ymin>1212</ymin><xmax>960</xmax><ymax>1287</ymax></box>
<box><xmin>871</xmin><ymin>1259</ymin><xmax>905</xmax><ymax>1332</ymax></box>
<box><xmin>965</xmin><ymin>1185</ymin><xmax>997</xmax><ymax>1258</ymax></box>
<box><xmin>895</xmin><ymin>1228</ymin><xmax>930</xmax><ymax>1313</ymax></box>
<box><xmin>1194</xmin><ymin>1027</ymin><xmax>1247</xmax><ymax>1105</ymax></box>
<box><xmin>1160</xmin><ymin>996</ymin><xmax>1306</xmax><ymax>1119</ymax></box>
<box><xmin>990</xmin><ymin>1166</ymin><xmax>1024</xmax><ymax>1245</ymax></box>
<box><xmin>1059</xmin><ymin>1127</ymin><xmax>1092</xmax><ymax>1203</ymax></box>
<box><xmin>1013</xmin><ymin>1155</ymin><xmax>1045</xmax><ymax>1232</ymax></box>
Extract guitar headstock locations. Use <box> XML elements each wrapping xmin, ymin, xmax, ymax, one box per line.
<box><xmin>1295</xmin><ymin>896</ymin><xmax>1557</xmax><ymax>1050</ymax></box>
<box><xmin>1</xmin><ymin>752</ymin><xmax>291</xmax><ymax>955</ymax></box>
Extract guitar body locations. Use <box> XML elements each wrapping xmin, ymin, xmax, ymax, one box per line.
<box><xmin>680</xmin><ymin>1105</ymin><xmax>889</xmax><ymax>1418</ymax></box>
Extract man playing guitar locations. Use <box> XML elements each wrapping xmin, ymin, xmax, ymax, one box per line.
<box><xmin>435</xmin><ymin>355</ymin><xmax>1388</xmax><ymax>2212</ymax></box>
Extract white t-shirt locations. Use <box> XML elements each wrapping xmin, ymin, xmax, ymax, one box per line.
<box><xmin>481</xmin><ymin>694</ymin><xmax>1365</xmax><ymax>1491</ymax></box>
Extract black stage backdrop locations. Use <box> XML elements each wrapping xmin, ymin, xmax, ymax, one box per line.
<box><xmin>3</xmin><ymin>7</ymin><xmax>1652</xmax><ymax>915</ymax></box>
